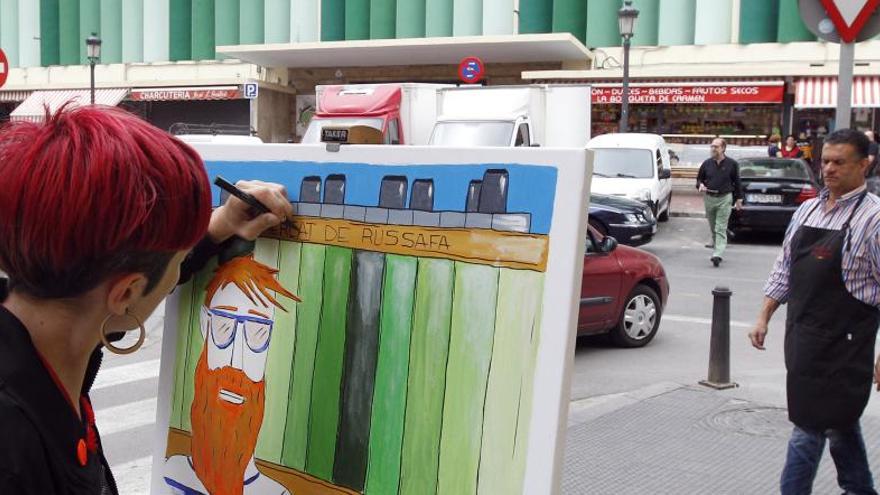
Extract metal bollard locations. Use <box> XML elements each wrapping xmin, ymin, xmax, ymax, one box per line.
<box><xmin>699</xmin><ymin>285</ymin><xmax>738</xmax><ymax>390</ymax></box>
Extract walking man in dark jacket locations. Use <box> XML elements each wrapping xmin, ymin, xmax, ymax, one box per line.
<box><xmin>696</xmin><ymin>138</ymin><xmax>743</xmax><ymax>267</ymax></box>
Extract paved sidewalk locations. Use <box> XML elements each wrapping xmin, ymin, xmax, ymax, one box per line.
<box><xmin>563</xmin><ymin>384</ymin><xmax>880</xmax><ymax>494</ymax></box>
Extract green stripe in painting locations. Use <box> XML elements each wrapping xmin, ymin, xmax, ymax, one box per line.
<box><xmin>739</xmin><ymin>0</ymin><xmax>777</xmax><ymax>43</ymax></box>
<box><xmin>40</xmin><ymin>0</ymin><xmax>60</xmax><ymax>66</ymax></box>
<box><xmin>215</xmin><ymin>0</ymin><xmax>240</xmax><ymax>46</ymax></box>
<box><xmin>321</xmin><ymin>0</ymin><xmax>345</xmax><ymax>41</ymax></box>
<box><xmin>658</xmin><ymin>0</ymin><xmax>695</xmax><ymax>46</ymax></box>
<box><xmin>396</xmin><ymin>0</ymin><xmax>425</xmax><ymax>38</ymax></box>
<box><xmin>241</xmin><ymin>0</ymin><xmax>265</xmax><ymax>44</ymax></box>
<box><xmin>255</xmin><ymin>241</ymin><xmax>302</xmax><ymax>463</ymax></box>
<box><xmin>585</xmin><ymin>0</ymin><xmax>618</xmax><ymax>48</ymax></box>
<box><xmin>99</xmin><ymin>0</ymin><xmax>123</xmax><ymax>64</ymax></box>
<box><xmin>399</xmin><ymin>258</ymin><xmax>454</xmax><ymax>495</ymax></box>
<box><xmin>192</xmin><ymin>0</ymin><xmax>215</xmax><ymax>60</ymax></box>
<box><xmin>170</xmin><ymin>277</ymin><xmax>197</xmax><ymax>429</ymax></box>
<box><xmin>453</xmin><ymin>0</ymin><xmax>481</xmax><ymax>36</ymax></box>
<box><xmin>333</xmin><ymin>251</ymin><xmax>384</xmax><ymax>490</ymax></box>
<box><xmin>477</xmin><ymin>269</ymin><xmax>544</xmax><ymax>494</ymax></box>
<box><xmin>369</xmin><ymin>0</ymin><xmax>395</xmax><ymax>39</ymax></box>
<box><xmin>777</xmin><ymin>0</ymin><xmax>815</xmax><ymax>42</ymax></box>
<box><xmin>59</xmin><ymin>0</ymin><xmax>80</xmax><ymax>65</ymax></box>
<box><xmin>181</xmin><ymin>258</ymin><xmax>218</xmax><ymax>432</ymax></box>
<box><xmin>79</xmin><ymin>0</ymin><xmax>100</xmax><ymax>64</ymax></box>
<box><xmin>437</xmin><ymin>263</ymin><xmax>499</xmax><ymax>494</ymax></box>
<box><xmin>306</xmin><ymin>246</ymin><xmax>353</xmax><ymax>480</ymax></box>
<box><xmin>552</xmin><ymin>0</ymin><xmax>586</xmax><ymax>44</ymax></box>
<box><xmin>518</xmin><ymin>0</ymin><xmax>550</xmax><ymax>34</ymax></box>
<box><xmin>631</xmin><ymin>0</ymin><xmax>659</xmax><ymax>46</ymax></box>
<box><xmin>281</xmin><ymin>244</ymin><xmax>326</xmax><ymax>469</ymax></box>
<box><xmin>170</xmin><ymin>0</ymin><xmax>192</xmax><ymax>61</ymax></box>
<box><xmin>345</xmin><ymin>0</ymin><xmax>370</xmax><ymax>40</ymax></box>
<box><xmin>364</xmin><ymin>255</ymin><xmax>416</xmax><ymax>495</ymax></box>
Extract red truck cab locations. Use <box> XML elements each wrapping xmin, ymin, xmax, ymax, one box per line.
<box><xmin>302</xmin><ymin>85</ymin><xmax>403</xmax><ymax>144</ymax></box>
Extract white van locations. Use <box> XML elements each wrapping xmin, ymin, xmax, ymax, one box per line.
<box><xmin>586</xmin><ymin>133</ymin><xmax>673</xmax><ymax>222</ymax></box>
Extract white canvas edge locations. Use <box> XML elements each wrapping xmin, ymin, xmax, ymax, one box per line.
<box><xmin>149</xmin><ymin>143</ymin><xmax>592</xmax><ymax>495</ymax></box>
<box><xmin>151</xmin><ymin>285</ymin><xmax>183</xmax><ymax>493</ymax></box>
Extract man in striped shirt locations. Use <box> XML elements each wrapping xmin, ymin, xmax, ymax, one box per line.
<box><xmin>749</xmin><ymin>129</ymin><xmax>880</xmax><ymax>495</ymax></box>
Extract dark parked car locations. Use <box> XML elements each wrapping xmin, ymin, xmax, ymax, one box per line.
<box><xmin>728</xmin><ymin>158</ymin><xmax>819</xmax><ymax>236</ymax></box>
<box><xmin>578</xmin><ymin>226</ymin><xmax>670</xmax><ymax>347</ymax></box>
<box><xmin>589</xmin><ymin>193</ymin><xmax>657</xmax><ymax>247</ymax></box>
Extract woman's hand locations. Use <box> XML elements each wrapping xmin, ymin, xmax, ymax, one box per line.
<box><xmin>207</xmin><ymin>180</ymin><xmax>293</xmax><ymax>242</ymax></box>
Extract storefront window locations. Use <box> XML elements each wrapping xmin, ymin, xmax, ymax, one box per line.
<box><xmin>592</xmin><ymin>104</ymin><xmax>782</xmax><ymax>146</ymax></box>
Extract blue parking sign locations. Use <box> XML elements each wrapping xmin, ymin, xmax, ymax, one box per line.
<box><xmin>244</xmin><ymin>82</ymin><xmax>259</xmax><ymax>99</ymax></box>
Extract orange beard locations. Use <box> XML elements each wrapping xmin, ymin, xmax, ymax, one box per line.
<box><xmin>190</xmin><ymin>352</ymin><xmax>265</xmax><ymax>495</ymax></box>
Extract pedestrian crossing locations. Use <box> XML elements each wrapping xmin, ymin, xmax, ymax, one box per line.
<box><xmin>93</xmin><ymin>354</ymin><xmax>162</xmax><ymax>495</ymax></box>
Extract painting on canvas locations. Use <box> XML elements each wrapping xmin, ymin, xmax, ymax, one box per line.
<box><xmin>153</xmin><ymin>144</ymin><xmax>590</xmax><ymax>495</ymax></box>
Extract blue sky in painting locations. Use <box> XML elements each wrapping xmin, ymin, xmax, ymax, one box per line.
<box><xmin>204</xmin><ymin>161</ymin><xmax>558</xmax><ymax>234</ymax></box>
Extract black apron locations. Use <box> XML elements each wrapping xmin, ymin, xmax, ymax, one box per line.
<box><xmin>785</xmin><ymin>191</ymin><xmax>880</xmax><ymax>430</ymax></box>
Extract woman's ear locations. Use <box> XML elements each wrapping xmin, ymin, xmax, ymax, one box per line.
<box><xmin>105</xmin><ymin>273</ymin><xmax>148</xmax><ymax>315</ymax></box>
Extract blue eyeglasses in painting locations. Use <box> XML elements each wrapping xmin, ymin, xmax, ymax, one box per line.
<box><xmin>207</xmin><ymin>308</ymin><xmax>274</xmax><ymax>353</ymax></box>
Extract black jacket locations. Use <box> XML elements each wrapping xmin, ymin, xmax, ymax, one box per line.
<box><xmin>0</xmin><ymin>237</ymin><xmax>222</xmax><ymax>494</ymax></box>
<box><xmin>696</xmin><ymin>156</ymin><xmax>743</xmax><ymax>200</ymax></box>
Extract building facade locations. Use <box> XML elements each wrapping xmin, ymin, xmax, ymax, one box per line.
<box><xmin>0</xmin><ymin>0</ymin><xmax>877</xmax><ymax>142</ymax></box>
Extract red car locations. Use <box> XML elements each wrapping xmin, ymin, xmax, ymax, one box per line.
<box><xmin>578</xmin><ymin>226</ymin><xmax>670</xmax><ymax>347</ymax></box>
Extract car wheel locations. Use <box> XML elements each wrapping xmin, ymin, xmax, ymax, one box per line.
<box><xmin>610</xmin><ymin>284</ymin><xmax>661</xmax><ymax>348</ymax></box>
<box><xmin>589</xmin><ymin>218</ymin><xmax>608</xmax><ymax>236</ymax></box>
<box><xmin>658</xmin><ymin>193</ymin><xmax>671</xmax><ymax>222</ymax></box>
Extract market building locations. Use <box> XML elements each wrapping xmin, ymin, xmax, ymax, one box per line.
<box><xmin>0</xmin><ymin>0</ymin><xmax>878</xmax><ymax>143</ymax></box>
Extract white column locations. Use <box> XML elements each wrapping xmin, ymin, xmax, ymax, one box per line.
<box><xmin>266</xmin><ymin>0</ymin><xmax>291</xmax><ymax>42</ymax></box>
<box><xmin>694</xmin><ymin>0</ymin><xmax>732</xmax><ymax>45</ymax></box>
<box><xmin>122</xmin><ymin>0</ymin><xmax>144</xmax><ymax>62</ymax></box>
<box><xmin>291</xmin><ymin>0</ymin><xmax>319</xmax><ymax>42</ymax></box>
<box><xmin>483</xmin><ymin>0</ymin><xmax>514</xmax><ymax>35</ymax></box>
<box><xmin>0</xmin><ymin>0</ymin><xmax>20</xmax><ymax>67</ymax></box>
<box><xmin>18</xmin><ymin>0</ymin><xmax>40</xmax><ymax>67</ymax></box>
<box><xmin>143</xmin><ymin>0</ymin><xmax>169</xmax><ymax>62</ymax></box>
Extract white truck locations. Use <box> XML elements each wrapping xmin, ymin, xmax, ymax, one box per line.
<box><xmin>301</xmin><ymin>83</ymin><xmax>450</xmax><ymax>145</ymax></box>
<box><xmin>429</xmin><ymin>84</ymin><xmax>591</xmax><ymax>148</ymax></box>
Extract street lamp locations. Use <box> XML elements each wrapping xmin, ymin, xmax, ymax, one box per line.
<box><xmin>618</xmin><ymin>0</ymin><xmax>639</xmax><ymax>133</ymax></box>
<box><xmin>86</xmin><ymin>33</ymin><xmax>102</xmax><ymax>105</ymax></box>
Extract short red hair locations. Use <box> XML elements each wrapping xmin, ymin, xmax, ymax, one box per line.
<box><xmin>0</xmin><ymin>105</ymin><xmax>212</xmax><ymax>298</ymax></box>
<box><xmin>204</xmin><ymin>254</ymin><xmax>300</xmax><ymax>311</ymax></box>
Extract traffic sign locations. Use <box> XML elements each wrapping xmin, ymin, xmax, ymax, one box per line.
<box><xmin>458</xmin><ymin>56</ymin><xmax>485</xmax><ymax>85</ymax></box>
<box><xmin>243</xmin><ymin>82</ymin><xmax>258</xmax><ymax>99</ymax></box>
<box><xmin>819</xmin><ymin>0</ymin><xmax>880</xmax><ymax>43</ymax></box>
<box><xmin>0</xmin><ymin>48</ymin><xmax>8</xmax><ymax>89</ymax></box>
<box><xmin>799</xmin><ymin>0</ymin><xmax>880</xmax><ymax>42</ymax></box>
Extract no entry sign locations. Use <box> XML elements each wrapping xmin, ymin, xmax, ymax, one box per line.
<box><xmin>0</xmin><ymin>48</ymin><xmax>8</xmax><ymax>89</ymax></box>
<box><xmin>458</xmin><ymin>56</ymin><xmax>485</xmax><ymax>84</ymax></box>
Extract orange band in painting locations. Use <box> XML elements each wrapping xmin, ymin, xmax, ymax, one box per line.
<box><xmin>263</xmin><ymin>217</ymin><xmax>550</xmax><ymax>272</ymax></box>
<box><xmin>165</xmin><ymin>428</ymin><xmax>359</xmax><ymax>495</ymax></box>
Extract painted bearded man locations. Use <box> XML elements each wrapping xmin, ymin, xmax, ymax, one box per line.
<box><xmin>165</xmin><ymin>252</ymin><xmax>298</xmax><ymax>495</ymax></box>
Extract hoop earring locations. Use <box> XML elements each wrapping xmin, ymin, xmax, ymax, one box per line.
<box><xmin>100</xmin><ymin>310</ymin><xmax>146</xmax><ymax>355</ymax></box>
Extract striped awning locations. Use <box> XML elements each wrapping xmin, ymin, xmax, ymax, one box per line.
<box><xmin>10</xmin><ymin>88</ymin><xmax>129</xmax><ymax>121</ymax></box>
<box><xmin>795</xmin><ymin>77</ymin><xmax>880</xmax><ymax>109</ymax></box>
<box><xmin>0</xmin><ymin>90</ymin><xmax>32</xmax><ymax>102</ymax></box>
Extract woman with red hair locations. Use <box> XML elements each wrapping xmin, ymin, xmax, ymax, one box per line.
<box><xmin>0</xmin><ymin>106</ymin><xmax>292</xmax><ymax>494</ymax></box>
